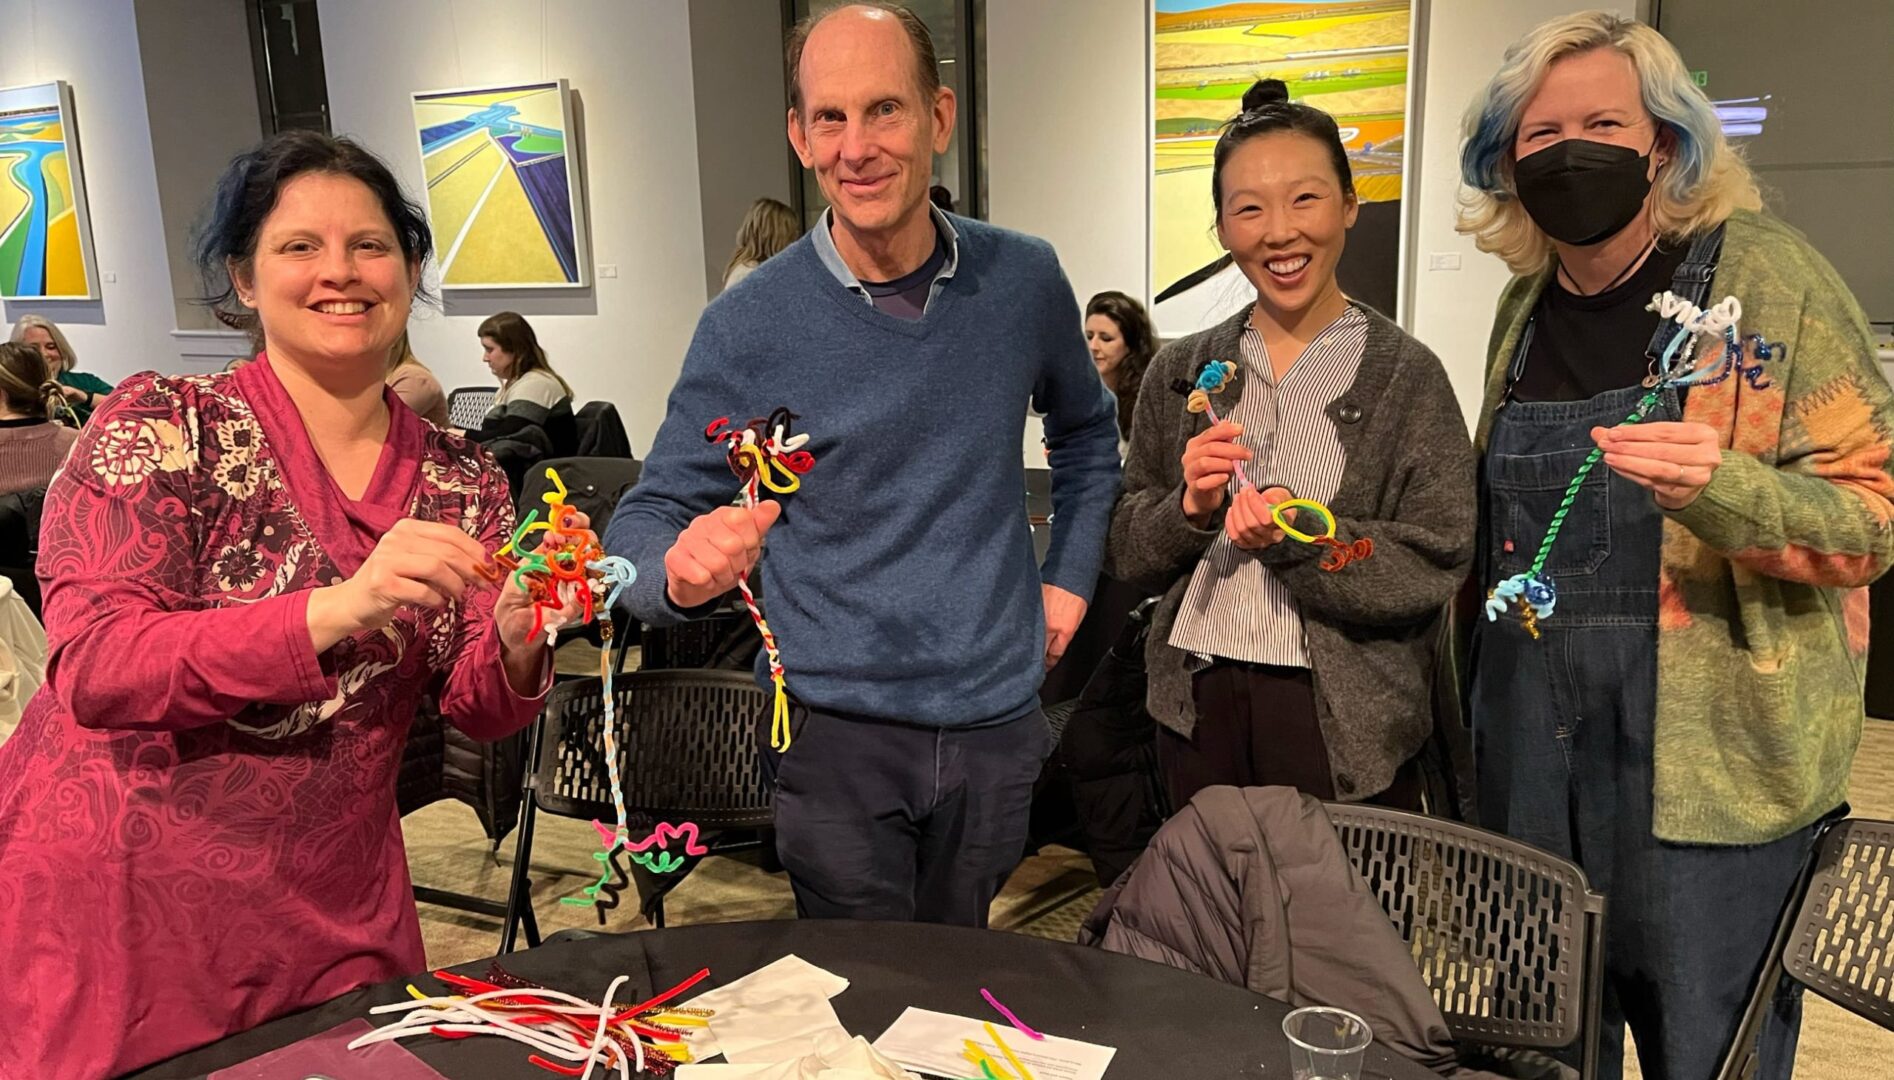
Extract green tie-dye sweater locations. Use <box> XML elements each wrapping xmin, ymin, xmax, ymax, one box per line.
<box><xmin>1475</xmin><ymin>208</ymin><xmax>1894</xmax><ymax>845</ymax></box>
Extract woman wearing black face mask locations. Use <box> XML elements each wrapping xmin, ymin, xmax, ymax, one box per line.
<box><xmin>1458</xmin><ymin>13</ymin><xmax>1894</xmax><ymax>1080</ymax></box>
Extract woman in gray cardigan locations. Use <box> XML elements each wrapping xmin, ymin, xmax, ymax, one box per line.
<box><xmin>1108</xmin><ymin>80</ymin><xmax>1475</xmax><ymax>810</ymax></box>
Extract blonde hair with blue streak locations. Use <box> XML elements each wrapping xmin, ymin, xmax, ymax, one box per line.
<box><xmin>1455</xmin><ymin>11</ymin><xmax>1761</xmax><ymax>276</ymax></box>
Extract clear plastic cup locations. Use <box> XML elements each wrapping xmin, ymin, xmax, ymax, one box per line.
<box><xmin>1282</xmin><ymin>1006</ymin><xmax>1373</xmax><ymax>1080</ymax></box>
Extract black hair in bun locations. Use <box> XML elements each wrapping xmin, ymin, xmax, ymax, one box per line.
<box><xmin>1241</xmin><ymin>78</ymin><xmax>1290</xmax><ymax>113</ymax></box>
<box><xmin>1211</xmin><ymin>78</ymin><xmax>1356</xmax><ymax>213</ymax></box>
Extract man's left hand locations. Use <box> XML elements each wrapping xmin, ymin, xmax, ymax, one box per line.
<box><xmin>1043</xmin><ymin>584</ymin><xmax>1088</xmax><ymax>671</ymax></box>
<box><xmin>1593</xmin><ymin>421</ymin><xmax>1722</xmax><ymax>510</ymax></box>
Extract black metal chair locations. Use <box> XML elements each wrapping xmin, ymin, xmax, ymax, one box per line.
<box><xmin>1717</xmin><ymin>817</ymin><xmax>1894</xmax><ymax>1079</ymax></box>
<box><xmin>498</xmin><ymin>670</ymin><xmax>774</xmax><ymax>952</ymax></box>
<box><xmin>446</xmin><ymin>386</ymin><xmax>499</xmax><ymax>431</ymax></box>
<box><xmin>1325</xmin><ymin>803</ymin><xmax>1608</xmax><ymax>1080</ymax></box>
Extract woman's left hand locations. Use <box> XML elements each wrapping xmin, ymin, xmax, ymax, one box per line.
<box><xmin>1225</xmin><ymin>486</ymin><xmax>1293</xmax><ymax>550</ymax></box>
<box><xmin>60</xmin><ymin>384</ymin><xmax>86</xmax><ymax>405</ymax></box>
<box><xmin>1594</xmin><ymin>421</ymin><xmax>1723</xmax><ymax>510</ymax></box>
<box><xmin>493</xmin><ymin>509</ymin><xmax>593</xmax><ymax>656</ymax></box>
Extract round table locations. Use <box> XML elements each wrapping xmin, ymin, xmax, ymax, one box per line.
<box><xmin>132</xmin><ymin>919</ymin><xmax>1442</xmax><ymax>1079</ymax></box>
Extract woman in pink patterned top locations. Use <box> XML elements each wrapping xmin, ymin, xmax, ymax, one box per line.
<box><xmin>0</xmin><ymin>132</ymin><xmax>577</xmax><ymax>1078</ymax></box>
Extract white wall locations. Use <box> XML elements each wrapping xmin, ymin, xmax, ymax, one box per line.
<box><xmin>689</xmin><ymin>0</ymin><xmax>794</xmax><ymax>300</ymax></box>
<box><xmin>134</xmin><ymin>0</ymin><xmax>265</xmax><ymax>332</ymax></box>
<box><xmin>0</xmin><ymin>0</ymin><xmax>178</xmax><ymax>383</ymax></box>
<box><xmin>987</xmin><ymin>0</ymin><xmax>1147</xmax><ymax>327</ymax></box>
<box><xmin>987</xmin><ymin>0</ymin><xmax>1149</xmax><ymax>463</ymax></box>
<box><xmin>318</xmin><ymin>0</ymin><xmax>708</xmax><ymax>453</ymax></box>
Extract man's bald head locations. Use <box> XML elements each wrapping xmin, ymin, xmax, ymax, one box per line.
<box><xmin>786</xmin><ymin>2</ymin><xmax>941</xmax><ymax>118</ymax></box>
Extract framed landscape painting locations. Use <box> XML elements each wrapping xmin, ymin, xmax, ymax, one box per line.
<box><xmin>411</xmin><ymin>79</ymin><xmax>589</xmax><ymax>289</ymax></box>
<box><xmin>0</xmin><ymin>80</ymin><xmax>99</xmax><ymax>301</ymax></box>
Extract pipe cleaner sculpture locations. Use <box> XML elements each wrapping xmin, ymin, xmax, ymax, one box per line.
<box><xmin>705</xmin><ymin>408</ymin><xmax>816</xmax><ymax>752</ymax></box>
<box><xmin>349</xmin><ymin>962</ymin><xmax>713</xmax><ymax>1078</ymax></box>
<box><xmin>1174</xmin><ymin>358</ymin><xmax>1374</xmax><ymax>572</ymax></box>
<box><xmin>477</xmin><ymin>467</ymin><xmax>647</xmax><ymax>921</ymax></box>
<box><xmin>1485</xmin><ymin>292</ymin><xmax>1772</xmax><ymax>639</ymax></box>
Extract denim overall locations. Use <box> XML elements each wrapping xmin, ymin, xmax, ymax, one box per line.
<box><xmin>1470</xmin><ymin>230</ymin><xmax>1811</xmax><ymax>1080</ymax></box>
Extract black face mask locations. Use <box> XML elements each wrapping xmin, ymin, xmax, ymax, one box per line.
<box><xmin>1512</xmin><ymin>138</ymin><xmax>1655</xmax><ymax>246</ymax></box>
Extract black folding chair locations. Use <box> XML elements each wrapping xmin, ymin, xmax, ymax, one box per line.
<box><xmin>1326</xmin><ymin>803</ymin><xmax>1609</xmax><ymax>1080</ymax></box>
<box><xmin>498</xmin><ymin>670</ymin><xmax>774</xmax><ymax>952</ymax></box>
<box><xmin>447</xmin><ymin>386</ymin><xmax>499</xmax><ymax>431</ymax></box>
<box><xmin>1717</xmin><ymin>817</ymin><xmax>1894</xmax><ymax>1079</ymax></box>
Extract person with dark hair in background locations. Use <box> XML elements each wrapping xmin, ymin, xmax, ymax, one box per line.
<box><xmin>929</xmin><ymin>183</ymin><xmax>955</xmax><ymax>214</ymax></box>
<box><xmin>723</xmin><ymin>197</ymin><xmax>803</xmax><ymax>292</ymax></box>
<box><xmin>467</xmin><ymin>310</ymin><xmax>576</xmax><ymax>490</ymax></box>
<box><xmin>1108</xmin><ymin>79</ymin><xmax>1474</xmax><ymax>813</ymax></box>
<box><xmin>0</xmin><ymin>340</ymin><xmax>77</xmax><ymax>495</ymax></box>
<box><xmin>608</xmin><ymin>1</ymin><xmax>1120</xmax><ymax>927</ymax></box>
<box><xmin>0</xmin><ymin>130</ymin><xmax>570</xmax><ymax>1077</ymax></box>
<box><xmin>11</xmin><ymin>314</ymin><xmax>113</xmax><ymax>424</ymax></box>
<box><xmin>1085</xmin><ymin>290</ymin><xmax>1157</xmax><ymax>450</ymax></box>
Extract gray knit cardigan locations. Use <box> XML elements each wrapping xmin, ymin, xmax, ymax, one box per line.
<box><xmin>1105</xmin><ymin>302</ymin><xmax>1475</xmax><ymax>800</ymax></box>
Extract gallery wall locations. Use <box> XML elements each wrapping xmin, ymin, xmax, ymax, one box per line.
<box><xmin>317</xmin><ymin>0</ymin><xmax>710</xmax><ymax>453</ymax></box>
<box><xmin>0</xmin><ymin>0</ymin><xmax>180</xmax><ymax>382</ymax></box>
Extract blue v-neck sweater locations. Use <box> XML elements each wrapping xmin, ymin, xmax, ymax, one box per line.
<box><xmin>607</xmin><ymin>217</ymin><xmax>1122</xmax><ymax>727</ymax></box>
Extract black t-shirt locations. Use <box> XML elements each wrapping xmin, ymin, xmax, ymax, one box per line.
<box><xmin>1511</xmin><ymin>242</ymin><xmax>1691</xmax><ymax>402</ymax></box>
<box><xmin>859</xmin><ymin>228</ymin><xmax>948</xmax><ymax>321</ymax></box>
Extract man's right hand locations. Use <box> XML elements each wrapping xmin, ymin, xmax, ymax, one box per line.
<box><xmin>664</xmin><ymin>501</ymin><xmax>783</xmax><ymax>609</ymax></box>
<box><xmin>1181</xmin><ymin>421</ymin><xmax>1251</xmax><ymax>527</ymax></box>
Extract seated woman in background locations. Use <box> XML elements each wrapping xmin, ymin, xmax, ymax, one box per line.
<box><xmin>1085</xmin><ymin>290</ymin><xmax>1158</xmax><ymax>452</ymax></box>
<box><xmin>0</xmin><ymin>129</ymin><xmax>569</xmax><ymax>1077</ymax></box>
<box><xmin>385</xmin><ymin>329</ymin><xmax>448</xmax><ymax>425</ymax></box>
<box><xmin>471</xmin><ymin>310</ymin><xmax>576</xmax><ymax>490</ymax></box>
<box><xmin>11</xmin><ymin>315</ymin><xmax>113</xmax><ymax>424</ymax></box>
<box><xmin>721</xmin><ymin>196</ymin><xmax>801</xmax><ymax>292</ymax></box>
<box><xmin>0</xmin><ymin>341</ymin><xmax>77</xmax><ymax>496</ymax></box>
<box><xmin>1107</xmin><ymin>80</ymin><xmax>1475</xmax><ymax>814</ymax></box>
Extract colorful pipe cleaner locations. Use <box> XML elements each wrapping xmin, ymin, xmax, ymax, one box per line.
<box><xmin>1485</xmin><ymin>293</ymin><xmax>1768</xmax><ymax>638</ymax></box>
<box><xmin>705</xmin><ymin>408</ymin><xmax>816</xmax><ymax>752</ymax></box>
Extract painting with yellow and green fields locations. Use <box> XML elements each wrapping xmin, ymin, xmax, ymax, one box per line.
<box><xmin>412</xmin><ymin>80</ymin><xmax>589</xmax><ymax>289</ymax></box>
<box><xmin>1154</xmin><ymin>1</ymin><xmax>1411</xmax><ymax>317</ymax></box>
<box><xmin>0</xmin><ymin>81</ymin><xmax>97</xmax><ymax>301</ymax></box>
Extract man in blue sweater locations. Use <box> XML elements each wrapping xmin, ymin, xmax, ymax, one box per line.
<box><xmin>606</xmin><ymin>2</ymin><xmax>1121</xmax><ymax>926</ymax></box>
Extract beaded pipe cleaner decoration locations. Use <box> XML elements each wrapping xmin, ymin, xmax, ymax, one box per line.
<box><xmin>706</xmin><ymin>408</ymin><xmax>816</xmax><ymax>752</ymax></box>
<box><xmin>476</xmin><ymin>467</ymin><xmax>641</xmax><ymax>920</ymax></box>
<box><xmin>1485</xmin><ymin>293</ymin><xmax>1768</xmax><ymax>639</ymax></box>
<box><xmin>1176</xmin><ymin>359</ymin><xmax>1373</xmax><ymax>570</ymax></box>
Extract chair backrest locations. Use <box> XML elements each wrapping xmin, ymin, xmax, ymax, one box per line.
<box><xmin>447</xmin><ymin>386</ymin><xmax>499</xmax><ymax>431</ymax></box>
<box><xmin>517</xmin><ymin>456</ymin><xmax>643</xmax><ymax>525</ymax></box>
<box><xmin>531</xmin><ymin>669</ymin><xmax>773</xmax><ymax>830</ymax></box>
<box><xmin>1780</xmin><ymin>817</ymin><xmax>1894</xmax><ymax>1029</ymax></box>
<box><xmin>1325</xmin><ymin>803</ymin><xmax>1606</xmax><ymax>1059</ymax></box>
<box><xmin>575</xmin><ymin>401</ymin><xmax>635</xmax><ymax>459</ymax></box>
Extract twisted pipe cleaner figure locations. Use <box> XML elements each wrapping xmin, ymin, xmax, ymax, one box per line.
<box><xmin>1174</xmin><ymin>358</ymin><xmax>1374</xmax><ymax>571</ymax></box>
<box><xmin>1485</xmin><ymin>293</ymin><xmax>1765</xmax><ymax>638</ymax></box>
<box><xmin>706</xmin><ymin>408</ymin><xmax>815</xmax><ymax>751</ymax></box>
<box><xmin>483</xmin><ymin>467</ymin><xmax>640</xmax><ymax>919</ymax></box>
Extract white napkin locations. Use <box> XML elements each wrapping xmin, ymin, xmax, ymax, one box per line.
<box><xmin>683</xmin><ymin>954</ymin><xmax>853</xmax><ymax>1062</ymax></box>
<box><xmin>677</xmin><ymin>1032</ymin><xmax>919</xmax><ymax>1079</ymax></box>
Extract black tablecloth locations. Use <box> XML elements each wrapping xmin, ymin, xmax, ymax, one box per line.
<box><xmin>132</xmin><ymin>920</ymin><xmax>1440</xmax><ymax>1079</ymax></box>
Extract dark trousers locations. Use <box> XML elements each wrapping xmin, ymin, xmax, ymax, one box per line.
<box><xmin>1159</xmin><ymin>661</ymin><xmax>1422</xmax><ymax>810</ymax></box>
<box><xmin>760</xmin><ymin>703</ymin><xmax>1052</xmax><ymax>926</ymax></box>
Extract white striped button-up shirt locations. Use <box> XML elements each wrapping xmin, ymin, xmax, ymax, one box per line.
<box><xmin>1167</xmin><ymin>304</ymin><xmax>1368</xmax><ymax>668</ymax></box>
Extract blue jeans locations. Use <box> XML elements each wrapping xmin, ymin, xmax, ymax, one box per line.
<box><xmin>1472</xmin><ymin>385</ymin><xmax>1810</xmax><ymax>1080</ymax></box>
